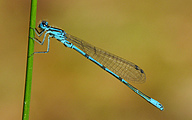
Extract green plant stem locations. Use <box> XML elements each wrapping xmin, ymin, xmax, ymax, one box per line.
<box><xmin>22</xmin><ymin>0</ymin><xmax>37</xmax><ymax>120</ymax></box>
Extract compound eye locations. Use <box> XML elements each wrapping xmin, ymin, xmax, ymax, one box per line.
<box><xmin>42</xmin><ymin>21</ymin><xmax>48</xmax><ymax>27</ymax></box>
<box><xmin>38</xmin><ymin>21</ymin><xmax>48</xmax><ymax>29</ymax></box>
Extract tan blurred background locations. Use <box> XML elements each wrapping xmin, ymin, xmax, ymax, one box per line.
<box><xmin>1</xmin><ymin>0</ymin><xmax>192</xmax><ymax>119</ymax></box>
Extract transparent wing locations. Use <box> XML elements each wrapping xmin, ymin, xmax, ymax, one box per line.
<box><xmin>65</xmin><ymin>33</ymin><xmax>146</xmax><ymax>83</ymax></box>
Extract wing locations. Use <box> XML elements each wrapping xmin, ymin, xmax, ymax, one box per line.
<box><xmin>65</xmin><ymin>33</ymin><xmax>146</xmax><ymax>83</ymax></box>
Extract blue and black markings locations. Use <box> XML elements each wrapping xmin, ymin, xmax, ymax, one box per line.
<box><xmin>85</xmin><ymin>54</ymin><xmax>89</xmax><ymax>58</ymax></box>
<box><xmin>31</xmin><ymin>21</ymin><xmax>164</xmax><ymax>111</ymax></box>
<box><xmin>101</xmin><ymin>65</ymin><xmax>106</xmax><ymax>70</ymax></box>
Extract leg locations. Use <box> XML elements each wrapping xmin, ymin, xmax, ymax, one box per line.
<box><xmin>30</xmin><ymin>31</ymin><xmax>49</xmax><ymax>45</ymax></box>
<box><xmin>29</xmin><ymin>26</ymin><xmax>48</xmax><ymax>45</ymax></box>
<box><xmin>33</xmin><ymin>35</ymin><xmax>51</xmax><ymax>54</ymax></box>
<box><xmin>30</xmin><ymin>27</ymin><xmax>45</xmax><ymax>37</ymax></box>
<box><xmin>28</xmin><ymin>32</ymin><xmax>51</xmax><ymax>57</ymax></box>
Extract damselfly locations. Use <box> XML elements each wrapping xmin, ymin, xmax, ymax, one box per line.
<box><xmin>30</xmin><ymin>21</ymin><xmax>164</xmax><ymax>111</ymax></box>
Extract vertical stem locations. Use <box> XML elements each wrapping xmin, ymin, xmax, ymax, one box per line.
<box><xmin>22</xmin><ymin>0</ymin><xmax>37</xmax><ymax>120</ymax></box>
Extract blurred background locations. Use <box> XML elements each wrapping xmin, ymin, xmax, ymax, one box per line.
<box><xmin>1</xmin><ymin>0</ymin><xmax>192</xmax><ymax>119</ymax></box>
